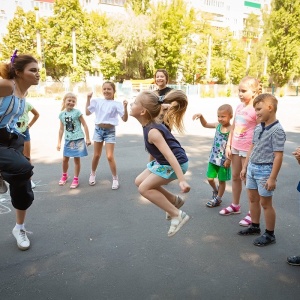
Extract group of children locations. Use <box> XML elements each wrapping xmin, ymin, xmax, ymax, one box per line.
<box><xmin>0</xmin><ymin>50</ymin><xmax>289</xmax><ymax>251</ymax></box>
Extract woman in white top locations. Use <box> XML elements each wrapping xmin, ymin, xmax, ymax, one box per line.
<box><xmin>86</xmin><ymin>81</ymin><xmax>128</xmax><ymax>189</ymax></box>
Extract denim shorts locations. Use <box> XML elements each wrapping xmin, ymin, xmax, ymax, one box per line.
<box><xmin>93</xmin><ymin>126</ymin><xmax>116</xmax><ymax>143</ymax></box>
<box><xmin>147</xmin><ymin>160</ymin><xmax>188</xmax><ymax>180</ymax></box>
<box><xmin>231</xmin><ymin>147</ymin><xmax>248</xmax><ymax>157</ymax></box>
<box><xmin>21</xmin><ymin>128</ymin><xmax>30</xmax><ymax>142</ymax></box>
<box><xmin>246</xmin><ymin>162</ymin><xmax>274</xmax><ymax>197</ymax></box>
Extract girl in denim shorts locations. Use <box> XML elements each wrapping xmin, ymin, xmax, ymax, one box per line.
<box><xmin>86</xmin><ymin>82</ymin><xmax>128</xmax><ymax>190</ymax></box>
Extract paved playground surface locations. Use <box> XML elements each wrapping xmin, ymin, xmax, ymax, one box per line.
<box><xmin>0</xmin><ymin>95</ymin><xmax>299</xmax><ymax>299</ymax></box>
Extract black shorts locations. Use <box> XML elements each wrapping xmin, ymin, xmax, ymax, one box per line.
<box><xmin>0</xmin><ymin>128</ymin><xmax>34</xmax><ymax>210</ymax></box>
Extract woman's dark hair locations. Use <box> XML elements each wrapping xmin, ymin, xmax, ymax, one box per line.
<box><xmin>0</xmin><ymin>54</ymin><xmax>38</xmax><ymax>79</ymax></box>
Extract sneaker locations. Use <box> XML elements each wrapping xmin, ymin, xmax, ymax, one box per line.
<box><xmin>89</xmin><ymin>173</ymin><xmax>96</xmax><ymax>186</ymax></box>
<box><xmin>31</xmin><ymin>180</ymin><xmax>36</xmax><ymax>189</ymax></box>
<box><xmin>112</xmin><ymin>179</ymin><xmax>119</xmax><ymax>190</ymax></box>
<box><xmin>166</xmin><ymin>195</ymin><xmax>185</xmax><ymax>220</ymax></box>
<box><xmin>59</xmin><ymin>174</ymin><xmax>68</xmax><ymax>186</ymax></box>
<box><xmin>238</xmin><ymin>225</ymin><xmax>261</xmax><ymax>236</ymax></box>
<box><xmin>12</xmin><ymin>227</ymin><xmax>30</xmax><ymax>251</ymax></box>
<box><xmin>206</xmin><ymin>197</ymin><xmax>222</xmax><ymax>208</ymax></box>
<box><xmin>0</xmin><ymin>175</ymin><xmax>8</xmax><ymax>194</ymax></box>
<box><xmin>168</xmin><ymin>210</ymin><xmax>190</xmax><ymax>237</ymax></box>
<box><xmin>287</xmin><ymin>255</ymin><xmax>300</xmax><ymax>266</ymax></box>
<box><xmin>70</xmin><ymin>178</ymin><xmax>79</xmax><ymax>189</ymax></box>
<box><xmin>253</xmin><ymin>232</ymin><xmax>276</xmax><ymax>247</ymax></box>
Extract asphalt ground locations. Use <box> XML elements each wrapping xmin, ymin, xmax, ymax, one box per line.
<box><xmin>0</xmin><ymin>95</ymin><xmax>300</xmax><ymax>300</ymax></box>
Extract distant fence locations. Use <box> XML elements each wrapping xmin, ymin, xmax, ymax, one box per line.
<box><xmin>27</xmin><ymin>80</ymin><xmax>300</xmax><ymax>99</ymax></box>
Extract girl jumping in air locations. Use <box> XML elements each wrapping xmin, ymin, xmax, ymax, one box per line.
<box><xmin>57</xmin><ymin>92</ymin><xmax>91</xmax><ymax>189</ymax></box>
<box><xmin>130</xmin><ymin>90</ymin><xmax>190</xmax><ymax>237</ymax></box>
<box><xmin>86</xmin><ymin>81</ymin><xmax>128</xmax><ymax>189</ymax></box>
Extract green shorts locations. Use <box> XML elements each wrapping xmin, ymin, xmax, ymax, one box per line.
<box><xmin>206</xmin><ymin>162</ymin><xmax>231</xmax><ymax>181</ymax></box>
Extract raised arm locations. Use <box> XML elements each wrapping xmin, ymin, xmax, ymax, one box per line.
<box><xmin>192</xmin><ymin>113</ymin><xmax>217</xmax><ymax>129</ymax></box>
<box><xmin>86</xmin><ymin>92</ymin><xmax>93</xmax><ymax>116</ymax></box>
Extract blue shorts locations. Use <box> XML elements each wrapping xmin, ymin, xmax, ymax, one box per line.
<box><xmin>147</xmin><ymin>160</ymin><xmax>188</xmax><ymax>180</ymax></box>
<box><xmin>93</xmin><ymin>126</ymin><xmax>116</xmax><ymax>143</ymax></box>
<box><xmin>246</xmin><ymin>162</ymin><xmax>274</xmax><ymax>197</ymax></box>
<box><xmin>63</xmin><ymin>138</ymin><xmax>88</xmax><ymax>158</ymax></box>
<box><xmin>22</xmin><ymin>128</ymin><xmax>30</xmax><ymax>142</ymax></box>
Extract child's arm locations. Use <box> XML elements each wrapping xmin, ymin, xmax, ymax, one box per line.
<box><xmin>28</xmin><ymin>108</ymin><xmax>40</xmax><ymax>129</ymax></box>
<box><xmin>240</xmin><ymin>144</ymin><xmax>254</xmax><ymax>182</ymax></box>
<box><xmin>225</xmin><ymin>123</ymin><xmax>235</xmax><ymax>159</ymax></box>
<box><xmin>148</xmin><ymin>129</ymin><xmax>190</xmax><ymax>193</ymax></box>
<box><xmin>86</xmin><ymin>92</ymin><xmax>93</xmax><ymax>116</ymax></box>
<box><xmin>264</xmin><ymin>151</ymin><xmax>284</xmax><ymax>191</ymax></box>
<box><xmin>57</xmin><ymin>121</ymin><xmax>64</xmax><ymax>151</ymax></box>
<box><xmin>122</xmin><ymin>100</ymin><xmax>128</xmax><ymax>122</ymax></box>
<box><xmin>192</xmin><ymin>113</ymin><xmax>217</xmax><ymax>128</ymax></box>
<box><xmin>79</xmin><ymin>115</ymin><xmax>91</xmax><ymax>146</ymax></box>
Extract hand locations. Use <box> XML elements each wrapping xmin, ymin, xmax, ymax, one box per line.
<box><xmin>264</xmin><ymin>178</ymin><xmax>276</xmax><ymax>191</ymax></box>
<box><xmin>179</xmin><ymin>181</ymin><xmax>190</xmax><ymax>193</ymax></box>
<box><xmin>292</xmin><ymin>147</ymin><xmax>300</xmax><ymax>164</ymax></box>
<box><xmin>123</xmin><ymin>100</ymin><xmax>128</xmax><ymax>107</ymax></box>
<box><xmin>240</xmin><ymin>168</ymin><xmax>246</xmax><ymax>182</ymax></box>
<box><xmin>57</xmin><ymin>145</ymin><xmax>61</xmax><ymax>151</ymax></box>
<box><xmin>86</xmin><ymin>139</ymin><xmax>91</xmax><ymax>146</ymax></box>
<box><xmin>223</xmin><ymin>159</ymin><xmax>231</xmax><ymax>168</ymax></box>
<box><xmin>87</xmin><ymin>92</ymin><xmax>93</xmax><ymax>99</ymax></box>
<box><xmin>225</xmin><ymin>148</ymin><xmax>232</xmax><ymax>160</ymax></box>
<box><xmin>192</xmin><ymin>113</ymin><xmax>202</xmax><ymax>121</ymax></box>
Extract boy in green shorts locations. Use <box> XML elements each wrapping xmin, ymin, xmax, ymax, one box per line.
<box><xmin>193</xmin><ymin>104</ymin><xmax>233</xmax><ymax>207</ymax></box>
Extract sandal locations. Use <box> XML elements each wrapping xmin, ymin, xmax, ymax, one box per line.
<box><xmin>238</xmin><ymin>225</ymin><xmax>261</xmax><ymax>236</ymax></box>
<box><xmin>89</xmin><ymin>173</ymin><xmax>96</xmax><ymax>186</ymax></box>
<box><xmin>219</xmin><ymin>204</ymin><xmax>241</xmax><ymax>216</ymax></box>
<box><xmin>166</xmin><ymin>195</ymin><xmax>185</xmax><ymax>220</ymax></box>
<box><xmin>167</xmin><ymin>210</ymin><xmax>190</xmax><ymax>237</ymax></box>
<box><xmin>70</xmin><ymin>178</ymin><xmax>79</xmax><ymax>189</ymax></box>
<box><xmin>59</xmin><ymin>174</ymin><xmax>68</xmax><ymax>186</ymax></box>
<box><xmin>253</xmin><ymin>232</ymin><xmax>276</xmax><ymax>247</ymax></box>
<box><xmin>239</xmin><ymin>212</ymin><xmax>252</xmax><ymax>227</ymax></box>
<box><xmin>206</xmin><ymin>197</ymin><xmax>222</xmax><ymax>208</ymax></box>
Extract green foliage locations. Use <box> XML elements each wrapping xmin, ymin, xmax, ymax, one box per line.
<box><xmin>125</xmin><ymin>0</ymin><xmax>150</xmax><ymax>15</ymax></box>
<box><xmin>267</xmin><ymin>0</ymin><xmax>300</xmax><ymax>86</ymax></box>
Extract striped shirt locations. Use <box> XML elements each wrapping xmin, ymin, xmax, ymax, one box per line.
<box><xmin>249</xmin><ymin>120</ymin><xmax>286</xmax><ymax>164</ymax></box>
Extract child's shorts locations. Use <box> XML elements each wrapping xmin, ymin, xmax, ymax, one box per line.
<box><xmin>246</xmin><ymin>162</ymin><xmax>274</xmax><ymax>197</ymax></box>
<box><xmin>147</xmin><ymin>160</ymin><xmax>188</xmax><ymax>180</ymax></box>
<box><xmin>21</xmin><ymin>128</ymin><xmax>30</xmax><ymax>142</ymax></box>
<box><xmin>64</xmin><ymin>138</ymin><xmax>88</xmax><ymax>158</ymax></box>
<box><xmin>231</xmin><ymin>147</ymin><xmax>248</xmax><ymax>157</ymax></box>
<box><xmin>93</xmin><ymin>126</ymin><xmax>116</xmax><ymax>143</ymax></box>
<box><xmin>206</xmin><ymin>162</ymin><xmax>231</xmax><ymax>181</ymax></box>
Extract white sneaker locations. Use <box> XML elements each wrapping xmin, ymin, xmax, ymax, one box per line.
<box><xmin>112</xmin><ymin>179</ymin><xmax>119</xmax><ymax>190</ymax></box>
<box><xmin>0</xmin><ymin>176</ymin><xmax>8</xmax><ymax>194</ymax></box>
<box><xmin>167</xmin><ymin>210</ymin><xmax>190</xmax><ymax>237</ymax></box>
<box><xmin>31</xmin><ymin>180</ymin><xmax>36</xmax><ymax>189</ymax></box>
<box><xmin>12</xmin><ymin>227</ymin><xmax>30</xmax><ymax>250</ymax></box>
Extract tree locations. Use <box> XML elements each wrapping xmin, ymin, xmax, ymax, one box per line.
<box><xmin>1</xmin><ymin>7</ymin><xmax>39</xmax><ymax>60</ymax></box>
<box><xmin>149</xmin><ymin>0</ymin><xmax>197</xmax><ymax>81</ymax></box>
<box><xmin>267</xmin><ymin>0</ymin><xmax>300</xmax><ymax>86</ymax></box>
<box><xmin>44</xmin><ymin>0</ymin><xmax>94</xmax><ymax>81</ymax></box>
<box><xmin>125</xmin><ymin>0</ymin><xmax>151</xmax><ymax>15</ymax></box>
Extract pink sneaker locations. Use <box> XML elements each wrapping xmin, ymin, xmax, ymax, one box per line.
<box><xmin>59</xmin><ymin>174</ymin><xmax>68</xmax><ymax>186</ymax></box>
<box><xmin>70</xmin><ymin>178</ymin><xmax>79</xmax><ymax>189</ymax></box>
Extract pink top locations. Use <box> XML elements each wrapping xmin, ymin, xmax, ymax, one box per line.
<box><xmin>231</xmin><ymin>103</ymin><xmax>257</xmax><ymax>152</ymax></box>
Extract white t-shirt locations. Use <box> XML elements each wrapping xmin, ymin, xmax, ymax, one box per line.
<box><xmin>88</xmin><ymin>98</ymin><xmax>124</xmax><ymax>126</ymax></box>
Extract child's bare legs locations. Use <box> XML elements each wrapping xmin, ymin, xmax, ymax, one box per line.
<box><xmin>248</xmin><ymin>189</ymin><xmax>261</xmax><ymax>223</ymax></box>
<box><xmin>206</xmin><ymin>178</ymin><xmax>225</xmax><ymax>207</ymax></box>
<box><xmin>261</xmin><ymin>196</ymin><xmax>275</xmax><ymax>231</ymax></box>
<box><xmin>91</xmin><ymin>141</ymin><xmax>104</xmax><ymax>173</ymax></box>
<box><xmin>218</xmin><ymin>180</ymin><xmax>226</xmax><ymax>198</ymax></box>
<box><xmin>23</xmin><ymin>140</ymin><xmax>31</xmax><ymax>160</ymax></box>
<box><xmin>231</xmin><ymin>154</ymin><xmax>243</xmax><ymax>205</ymax></box>
<box><xmin>16</xmin><ymin>209</ymin><xmax>26</xmax><ymax>225</ymax></box>
<box><xmin>106</xmin><ymin>143</ymin><xmax>117</xmax><ymax>177</ymax></box>
<box><xmin>62</xmin><ymin>156</ymin><xmax>70</xmax><ymax>173</ymax></box>
<box><xmin>207</xmin><ymin>177</ymin><xmax>218</xmax><ymax>193</ymax></box>
<box><xmin>74</xmin><ymin>157</ymin><xmax>80</xmax><ymax>177</ymax></box>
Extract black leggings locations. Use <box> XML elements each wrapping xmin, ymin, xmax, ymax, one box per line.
<box><xmin>0</xmin><ymin>130</ymin><xmax>34</xmax><ymax>210</ymax></box>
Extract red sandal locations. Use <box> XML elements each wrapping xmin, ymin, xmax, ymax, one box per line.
<box><xmin>219</xmin><ymin>204</ymin><xmax>241</xmax><ymax>216</ymax></box>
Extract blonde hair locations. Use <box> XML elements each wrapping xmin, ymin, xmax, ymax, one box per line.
<box><xmin>139</xmin><ymin>90</ymin><xmax>188</xmax><ymax>133</ymax></box>
<box><xmin>61</xmin><ymin>92</ymin><xmax>77</xmax><ymax>111</ymax></box>
<box><xmin>218</xmin><ymin>104</ymin><xmax>233</xmax><ymax>116</ymax></box>
<box><xmin>253</xmin><ymin>93</ymin><xmax>278</xmax><ymax>112</ymax></box>
<box><xmin>240</xmin><ymin>76</ymin><xmax>261</xmax><ymax>96</ymax></box>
